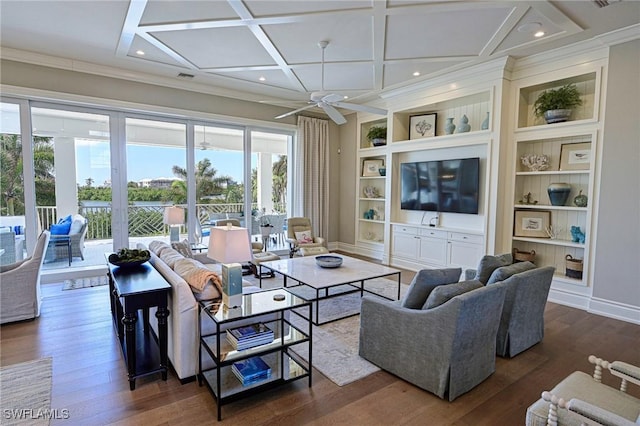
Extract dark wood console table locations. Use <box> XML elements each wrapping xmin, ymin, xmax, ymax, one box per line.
<box><xmin>106</xmin><ymin>257</ymin><xmax>171</xmax><ymax>390</ymax></box>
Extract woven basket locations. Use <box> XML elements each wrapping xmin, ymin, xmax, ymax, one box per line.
<box><xmin>513</xmin><ymin>248</ymin><xmax>535</xmax><ymax>263</ymax></box>
<box><xmin>565</xmin><ymin>254</ymin><xmax>583</xmax><ymax>279</ymax></box>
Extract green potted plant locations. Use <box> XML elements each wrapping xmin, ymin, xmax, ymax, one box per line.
<box><xmin>366</xmin><ymin>126</ymin><xmax>387</xmax><ymax>147</ymax></box>
<box><xmin>533</xmin><ymin>83</ymin><xmax>583</xmax><ymax>124</ymax></box>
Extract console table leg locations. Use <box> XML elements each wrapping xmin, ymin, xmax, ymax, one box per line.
<box><xmin>122</xmin><ymin>312</ymin><xmax>137</xmax><ymax>390</ymax></box>
<box><xmin>156</xmin><ymin>306</ymin><xmax>170</xmax><ymax>381</ymax></box>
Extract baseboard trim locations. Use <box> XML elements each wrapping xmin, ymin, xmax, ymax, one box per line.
<box><xmin>588</xmin><ymin>297</ymin><xmax>640</xmax><ymax>325</ymax></box>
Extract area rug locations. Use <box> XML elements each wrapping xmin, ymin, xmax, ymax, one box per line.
<box><xmin>62</xmin><ymin>275</ymin><xmax>108</xmax><ymax>290</ymax></box>
<box><xmin>0</xmin><ymin>357</ymin><xmax>53</xmax><ymax>426</ymax></box>
<box><xmin>246</xmin><ymin>273</ymin><xmax>408</xmax><ymax>386</ymax></box>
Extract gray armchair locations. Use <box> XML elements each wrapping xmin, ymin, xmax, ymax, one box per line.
<box><xmin>492</xmin><ymin>266</ymin><xmax>555</xmax><ymax>357</ymax></box>
<box><xmin>0</xmin><ymin>231</ymin><xmax>50</xmax><ymax>324</ymax></box>
<box><xmin>359</xmin><ymin>279</ymin><xmax>507</xmax><ymax>401</ymax></box>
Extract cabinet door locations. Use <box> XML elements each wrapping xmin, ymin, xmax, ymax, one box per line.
<box><xmin>418</xmin><ymin>237</ymin><xmax>447</xmax><ymax>267</ymax></box>
<box><xmin>448</xmin><ymin>241</ymin><xmax>482</xmax><ymax>270</ymax></box>
<box><xmin>392</xmin><ymin>232</ymin><xmax>419</xmax><ymax>260</ymax></box>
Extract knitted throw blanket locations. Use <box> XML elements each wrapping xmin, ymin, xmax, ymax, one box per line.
<box><xmin>175</xmin><ymin>259</ymin><xmax>222</xmax><ymax>293</ymax></box>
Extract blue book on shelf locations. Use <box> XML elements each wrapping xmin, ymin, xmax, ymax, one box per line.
<box><xmin>232</xmin><ymin>356</ymin><xmax>271</xmax><ymax>380</ymax></box>
<box><xmin>229</xmin><ymin>323</ymin><xmax>272</xmax><ymax>341</ymax></box>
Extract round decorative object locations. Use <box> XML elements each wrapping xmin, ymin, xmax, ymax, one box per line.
<box><xmin>273</xmin><ymin>294</ymin><xmax>286</xmax><ymax>301</ymax></box>
<box><xmin>445</xmin><ymin>117</ymin><xmax>456</xmax><ymax>135</ymax></box>
<box><xmin>371</xmin><ymin>138</ymin><xmax>386</xmax><ymax>147</ymax></box>
<box><xmin>544</xmin><ymin>109</ymin><xmax>572</xmax><ymax>124</ymax></box>
<box><xmin>315</xmin><ymin>255</ymin><xmax>343</xmax><ymax>268</ymax></box>
<box><xmin>108</xmin><ymin>249</ymin><xmax>150</xmax><ymax>268</ymax></box>
<box><xmin>520</xmin><ymin>154</ymin><xmax>550</xmax><ymax>171</ymax></box>
<box><xmin>573</xmin><ymin>190</ymin><xmax>588</xmax><ymax>207</ymax></box>
<box><xmin>547</xmin><ymin>182</ymin><xmax>571</xmax><ymax>206</ymax></box>
<box><xmin>455</xmin><ymin>114</ymin><xmax>470</xmax><ymax>133</ymax></box>
<box><xmin>378</xmin><ymin>167</ymin><xmax>386</xmax><ymax>176</ymax></box>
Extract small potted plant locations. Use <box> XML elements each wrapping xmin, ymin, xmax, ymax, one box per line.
<box><xmin>367</xmin><ymin>126</ymin><xmax>387</xmax><ymax>147</ymax></box>
<box><xmin>533</xmin><ymin>83</ymin><xmax>583</xmax><ymax>124</ymax></box>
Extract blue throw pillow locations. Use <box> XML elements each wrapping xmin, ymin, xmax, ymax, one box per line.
<box><xmin>58</xmin><ymin>214</ymin><xmax>72</xmax><ymax>224</ymax></box>
<box><xmin>50</xmin><ymin>221</ymin><xmax>71</xmax><ymax>235</ymax></box>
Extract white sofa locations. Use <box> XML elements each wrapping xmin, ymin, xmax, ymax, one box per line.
<box><xmin>137</xmin><ymin>241</ymin><xmax>266</xmax><ymax>382</ymax></box>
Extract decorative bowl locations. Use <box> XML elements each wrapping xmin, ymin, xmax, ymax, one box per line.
<box><xmin>108</xmin><ymin>249</ymin><xmax>150</xmax><ymax>268</ymax></box>
<box><xmin>109</xmin><ymin>258</ymin><xmax>149</xmax><ymax>268</ymax></box>
<box><xmin>315</xmin><ymin>255</ymin><xmax>343</xmax><ymax>268</ymax></box>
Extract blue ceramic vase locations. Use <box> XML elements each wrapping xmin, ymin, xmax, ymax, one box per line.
<box><xmin>547</xmin><ymin>183</ymin><xmax>571</xmax><ymax>206</ymax></box>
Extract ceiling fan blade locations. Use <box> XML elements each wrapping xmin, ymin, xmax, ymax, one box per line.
<box><xmin>321</xmin><ymin>93</ymin><xmax>344</xmax><ymax>103</ymax></box>
<box><xmin>274</xmin><ymin>104</ymin><xmax>316</xmax><ymax>120</ymax></box>
<box><xmin>331</xmin><ymin>102</ymin><xmax>387</xmax><ymax>116</ymax></box>
<box><xmin>320</xmin><ymin>102</ymin><xmax>347</xmax><ymax>125</ymax></box>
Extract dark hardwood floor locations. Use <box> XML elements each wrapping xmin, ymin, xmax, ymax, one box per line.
<box><xmin>1</xmin><ymin>266</ymin><xmax>638</xmax><ymax>425</ymax></box>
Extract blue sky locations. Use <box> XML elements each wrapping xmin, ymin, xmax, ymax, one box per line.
<box><xmin>75</xmin><ymin>142</ymin><xmax>252</xmax><ymax>186</ymax></box>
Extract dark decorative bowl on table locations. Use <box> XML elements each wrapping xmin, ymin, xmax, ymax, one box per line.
<box><xmin>315</xmin><ymin>255</ymin><xmax>343</xmax><ymax>268</ymax></box>
<box><xmin>108</xmin><ymin>248</ymin><xmax>150</xmax><ymax>268</ymax></box>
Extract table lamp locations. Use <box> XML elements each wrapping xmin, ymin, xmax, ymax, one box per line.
<box><xmin>163</xmin><ymin>206</ymin><xmax>184</xmax><ymax>243</ymax></box>
<box><xmin>207</xmin><ymin>225</ymin><xmax>252</xmax><ymax>308</ymax></box>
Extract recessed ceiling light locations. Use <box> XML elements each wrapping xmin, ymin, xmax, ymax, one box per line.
<box><xmin>413</xmin><ymin>71</ymin><xmax>420</xmax><ymax>77</ymax></box>
<box><xmin>136</xmin><ymin>50</ymin><xmax>145</xmax><ymax>56</ymax></box>
<box><xmin>259</xmin><ymin>76</ymin><xmax>266</xmax><ymax>81</ymax></box>
<box><xmin>517</xmin><ymin>22</ymin><xmax>542</xmax><ymax>33</ymax></box>
<box><xmin>343</xmin><ymin>95</ymin><xmax>349</xmax><ymax>99</ymax></box>
<box><xmin>534</xmin><ymin>31</ymin><xmax>545</xmax><ymax>38</ymax></box>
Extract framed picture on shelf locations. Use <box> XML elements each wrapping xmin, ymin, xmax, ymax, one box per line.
<box><xmin>559</xmin><ymin>142</ymin><xmax>591</xmax><ymax>171</ymax></box>
<box><xmin>409</xmin><ymin>113</ymin><xmax>436</xmax><ymax>139</ymax></box>
<box><xmin>362</xmin><ymin>159</ymin><xmax>384</xmax><ymax>177</ymax></box>
<box><xmin>514</xmin><ymin>210</ymin><xmax>551</xmax><ymax>238</ymax></box>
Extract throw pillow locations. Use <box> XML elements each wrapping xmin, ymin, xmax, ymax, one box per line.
<box><xmin>401</xmin><ymin>268</ymin><xmax>462</xmax><ymax>309</ymax></box>
<box><xmin>171</xmin><ymin>239</ymin><xmax>194</xmax><ymax>259</ymax></box>
<box><xmin>149</xmin><ymin>240</ymin><xmax>171</xmax><ymax>256</ymax></box>
<box><xmin>50</xmin><ymin>221</ymin><xmax>71</xmax><ymax>235</ymax></box>
<box><xmin>295</xmin><ymin>230</ymin><xmax>313</xmax><ymax>244</ymax></box>
<box><xmin>422</xmin><ymin>280</ymin><xmax>483</xmax><ymax>309</ymax></box>
<box><xmin>58</xmin><ymin>214</ymin><xmax>72</xmax><ymax>224</ymax></box>
<box><xmin>173</xmin><ymin>258</ymin><xmax>222</xmax><ymax>301</ymax></box>
<box><xmin>69</xmin><ymin>215</ymin><xmax>86</xmax><ymax>234</ymax></box>
<box><xmin>474</xmin><ymin>253</ymin><xmax>513</xmax><ymax>285</ymax></box>
<box><xmin>159</xmin><ymin>248</ymin><xmax>185</xmax><ymax>269</ymax></box>
<box><xmin>486</xmin><ymin>261</ymin><xmax>536</xmax><ymax>284</ymax></box>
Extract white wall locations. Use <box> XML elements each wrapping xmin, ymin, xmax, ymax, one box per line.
<box><xmin>591</xmin><ymin>40</ymin><xmax>640</xmax><ymax>318</ymax></box>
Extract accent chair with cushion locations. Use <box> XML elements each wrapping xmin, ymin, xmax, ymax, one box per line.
<box><xmin>285</xmin><ymin>217</ymin><xmax>326</xmax><ymax>257</ymax></box>
<box><xmin>359</xmin><ymin>269</ymin><xmax>508</xmax><ymax>401</ymax></box>
<box><xmin>48</xmin><ymin>214</ymin><xmax>88</xmax><ymax>262</ymax></box>
<box><xmin>0</xmin><ymin>231</ymin><xmax>50</xmax><ymax>324</ymax></box>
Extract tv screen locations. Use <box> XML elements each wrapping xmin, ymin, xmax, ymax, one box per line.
<box><xmin>400</xmin><ymin>157</ymin><xmax>479</xmax><ymax>214</ymax></box>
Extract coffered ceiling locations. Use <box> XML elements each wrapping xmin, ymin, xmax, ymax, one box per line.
<box><xmin>0</xmin><ymin>0</ymin><xmax>638</xmax><ymax>110</ymax></box>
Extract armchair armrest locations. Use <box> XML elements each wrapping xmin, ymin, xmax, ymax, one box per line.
<box><xmin>313</xmin><ymin>236</ymin><xmax>326</xmax><ymax>246</ymax></box>
<box><xmin>589</xmin><ymin>355</ymin><xmax>640</xmax><ymax>392</ymax></box>
<box><xmin>0</xmin><ymin>257</ymin><xmax>29</xmax><ymax>273</ymax></box>
<box><xmin>541</xmin><ymin>391</ymin><xmax>637</xmax><ymax>426</ymax></box>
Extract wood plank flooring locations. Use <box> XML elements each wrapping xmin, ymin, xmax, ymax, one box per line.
<box><xmin>1</xmin><ymin>268</ymin><xmax>639</xmax><ymax>425</ymax></box>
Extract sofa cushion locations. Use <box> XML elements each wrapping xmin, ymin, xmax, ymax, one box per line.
<box><xmin>487</xmin><ymin>261</ymin><xmax>536</xmax><ymax>284</ymax></box>
<box><xmin>149</xmin><ymin>240</ymin><xmax>171</xmax><ymax>256</ymax></box>
<box><xmin>172</xmin><ymin>239</ymin><xmax>194</xmax><ymax>259</ymax></box>
<box><xmin>474</xmin><ymin>253</ymin><xmax>513</xmax><ymax>284</ymax></box>
<box><xmin>173</xmin><ymin>258</ymin><xmax>222</xmax><ymax>301</ymax></box>
<box><xmin>401</xmin><ymin>268</ymin><xmax>462</xmax><ymax>309</ymax></box>
<box><xmin>422</xmin><ymin>280</ymin><xmax>483</xmax><ymax>309</ymax></box>
<box><xmin>159</xmin><ymin>248</ymin><xmax>185</xmax><ymax>269</ymax></box>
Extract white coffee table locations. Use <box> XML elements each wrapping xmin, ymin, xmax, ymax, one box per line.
<box><xmin>258</xmin><ymin>254</ymin><xmax>401</xmax><ymax>325</ymax></box>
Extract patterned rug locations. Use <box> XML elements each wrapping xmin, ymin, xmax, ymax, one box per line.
<box><xmin>62</xmin><ymin>275</ymin><xmax>108</xmax><ymax>290</ymax></box>
<box><xmin>245</xmin><ymin>273</ymin><xmax>408</xmax><ymax>386</ymax></box>
<box><xmin>0</xmin><ymin>357</ymin><xmax>53</xmax><ymax>426</ymax></box>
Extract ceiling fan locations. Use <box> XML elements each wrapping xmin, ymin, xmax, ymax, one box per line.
<box><xmin>274</xmin><ymin>41</ymin><xmax>387</xmax><ymax>125</ymax></box>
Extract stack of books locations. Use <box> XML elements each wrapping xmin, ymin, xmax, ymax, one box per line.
<box><xmin>226</xmin><ymin>323</ymin><xmax>274</xmax><ymax>351</ymax></box>
<box><xmin>232</xmin><ymin>356</ymin><xmax>271</xmax><ymax>386</ymax></box>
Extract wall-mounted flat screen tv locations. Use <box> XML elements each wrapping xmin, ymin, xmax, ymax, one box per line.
<box><xmin>400</xmin><ymin>157</ymin><xmax>480</xmax><ymax>214</ymax></box>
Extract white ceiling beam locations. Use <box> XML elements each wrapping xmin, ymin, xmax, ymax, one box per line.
<box><xmin>115</xmin><ymin>0</ymin><xmax>148</xmax><ymax>57</ymax></box>
<box><xmin>479</xmin><ymin>5</ymin><xmax>527</xmax><ymax>57</ymax></box>
<box><xmin>372</xmin><ymin>1</ymin><xmax>386</xmax><ymax>91</ymax></box>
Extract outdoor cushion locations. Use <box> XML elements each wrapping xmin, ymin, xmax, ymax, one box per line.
<box><xmin>474</xmin><ymin>253</ymin><xmax>513</xmax><ymax>284</ymax></box>
<box><xmin>401</xmin><ymin>268</ymin><xmax>462</xmax><ymax>309</ymax></box>
<box><xmin>50</xmin><ymin>221</ymin><xmax>71</xmax><ymax>235</ymax></box>
<box><xmin>487</xmin><ymin>261</ymin><xmax>536</xmax><ymax>284</ymax></box>
<box><xmin>422</xmin><ymin>280</ymin><xmax>483</xmax><ymax>309</ymax></box>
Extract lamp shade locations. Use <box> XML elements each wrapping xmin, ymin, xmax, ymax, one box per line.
<box><xmin>207</xmin><ymin>226</ymin><xmax>252</xmax><ymax>264</ymax></box>
<box><xmin>163</xmin><ymin>206</ymin><xmax>184</xmax><ymax>225</ymax></box>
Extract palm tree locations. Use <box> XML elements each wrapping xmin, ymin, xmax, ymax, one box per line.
<box><xmin>171</xmin><ymin>158</ymin><xmax>232</xmax><ymax>203</ymax></box>
<box><xmin>0</xmin><ymin>134</ymin><xmax>54</xmax><ymax>215</ymax></box>
<box><xmin>272</xmin><ymin>155</ymin><xmax>287</xmax><ymax>211</ymax></box>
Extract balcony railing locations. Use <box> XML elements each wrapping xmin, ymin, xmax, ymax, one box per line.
<box><xmin>36</xmin><ymin>203</ymin><xmax>286</xmax><ymax>240</ymax></box>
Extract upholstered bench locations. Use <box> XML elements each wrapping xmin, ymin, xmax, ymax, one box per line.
<box><xmin>250</xmin><ymin>251</ymin><xmax>280</xmax><ymax>278</ymax></box>
<box><xmin>299</xmin><ymin>246</ymin><xmax>329</xmax><ymax>256</ymax></box>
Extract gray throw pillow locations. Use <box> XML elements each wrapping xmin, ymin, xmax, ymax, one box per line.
<box><xmin>401</xmin><ymin>268</ymin><xmax>462</xmax><ymax>309</ymax></box>
<box><xmin>486</xmin><ymin>261</ymin><xmax>536</xmax><ymax>284</ymax></box>
<box><xmin>422</xmin><ymin>280</ymin><xmax>483</xmax><ymax>309</ymax></box>
<box><xmin>474</xmin><ymin>253</ymin><xmax>513</xmax><ymax>284</ymax></box>
<box><xmin>172</xmin><ymin>239</ymin><xmax>194</xmax><ymax>259</ymax></box>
